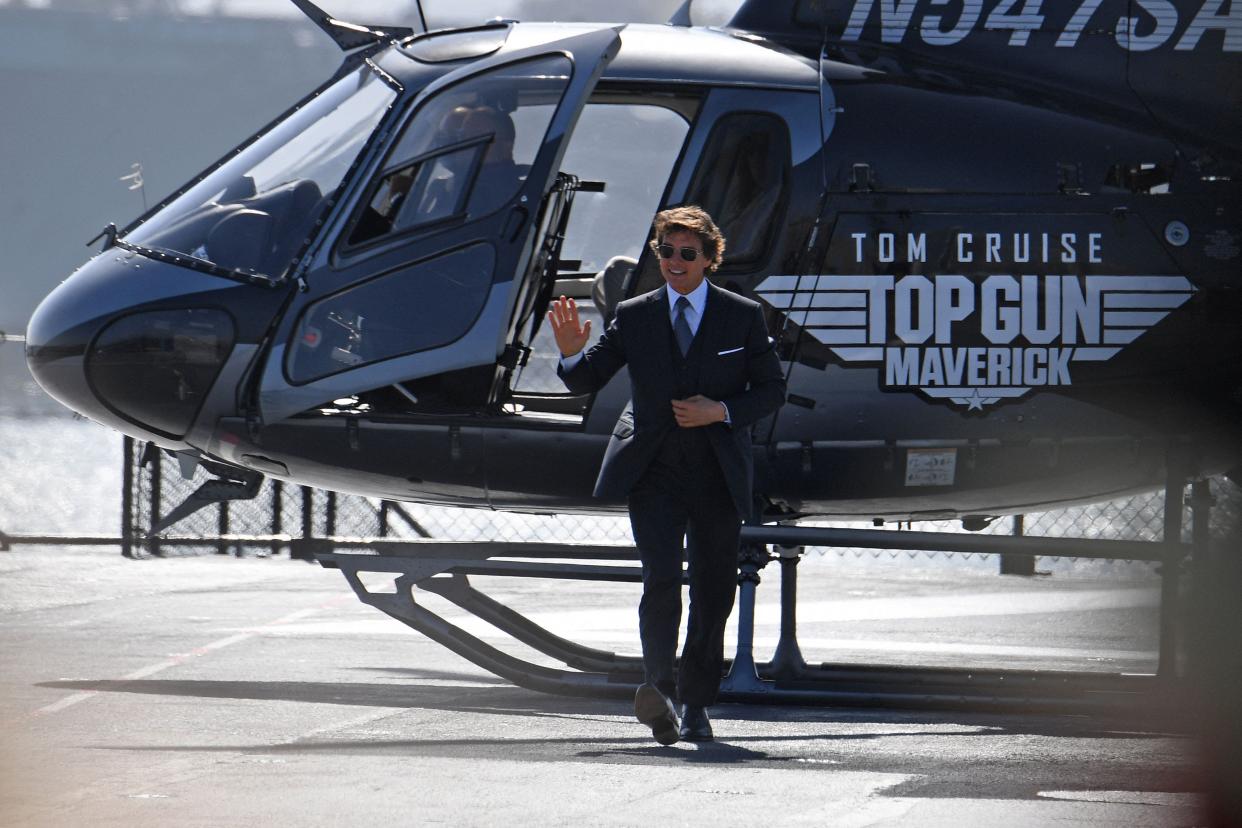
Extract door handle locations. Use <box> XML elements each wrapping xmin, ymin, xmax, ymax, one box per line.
<box><xmin>503</xmin><ymin>206</ymin><xmax>528</xmax><ymax>242</ymax></box>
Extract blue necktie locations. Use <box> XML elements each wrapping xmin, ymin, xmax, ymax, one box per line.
<box><xmin>674</xmin><ymin>296</ymin><xmax>693</xmax><ymax>356</ymax></box>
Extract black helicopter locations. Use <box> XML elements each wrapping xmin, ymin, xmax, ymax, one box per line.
<box><xmin>25</xmin><ymin>0</ymin><xmax>1242</xmax><ymax>526</ymax></box>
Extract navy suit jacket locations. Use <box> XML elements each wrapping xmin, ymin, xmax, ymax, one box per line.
<box><xmin>559</xmin><ymin>282</ymin><xmax>786</xmax><ymax>517</ymax></box>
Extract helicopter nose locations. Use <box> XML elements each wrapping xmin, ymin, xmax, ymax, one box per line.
<box><xmin>26</xmin><ymin>251</ymin><xmax>236</xmax><ymax>443</ymax></box>
<box><xmin>26</xmin><ymin>257</ymin><xmax>119</xmax><ymax>427</ymax></box>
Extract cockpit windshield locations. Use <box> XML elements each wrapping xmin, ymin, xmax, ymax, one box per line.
<box><xmin>123</xmin><ymin>65</ymin><xmax>397</xmax><ymax>281</ymax></box>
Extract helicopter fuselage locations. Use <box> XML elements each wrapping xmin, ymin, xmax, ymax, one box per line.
<box><xmin>26</xmin><ymin>11</ymin><xmax>1242</xmax><ymax>522</ymax></box>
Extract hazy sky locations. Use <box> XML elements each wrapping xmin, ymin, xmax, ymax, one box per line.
<box><xmin>73</xmin><ymin>0</ymin><xmax>748</xmax><ymax>27</ymax></box>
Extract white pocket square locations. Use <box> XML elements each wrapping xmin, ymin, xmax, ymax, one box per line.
<box><xmin>717</xmin><ymin>346</ymin><xmax>744</xmax><ymax>356</ymax></box>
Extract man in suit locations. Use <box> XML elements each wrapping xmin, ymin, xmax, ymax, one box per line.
<box><xmin>548</xmin><ymin>206</ymin><xmax>786</xmax><ymax>745</ymax></box>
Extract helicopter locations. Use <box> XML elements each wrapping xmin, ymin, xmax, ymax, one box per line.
<box><xmin>24</xmin><ymin>0</ymin><xmax>1242</xmax><ymax>528</ymax></box>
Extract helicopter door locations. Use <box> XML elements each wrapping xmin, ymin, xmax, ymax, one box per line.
<box><xmin>633</xmin><ymin>88</ymin><xmax>808</xmax><ymax>443</ymax></box>
<box><xmin>257</xmin><ymin>28</ymin><xmax>622</xmax><ymax>423</ymax></box>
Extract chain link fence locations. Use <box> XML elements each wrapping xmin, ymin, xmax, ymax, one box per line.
<box><xmin>123</xmin><ymin>435</ymin><xmax>1241</xmax><ymax>563</ymax></box>
<box><xmin>124</xmin><ymin>437</ymin><xmax>633</xmax><ymax>558</ymax></box>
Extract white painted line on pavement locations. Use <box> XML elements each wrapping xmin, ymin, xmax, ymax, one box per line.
<box><xmin>29</xmin><ymin>595</ymin><xmax>354</xmax><ymax>718</ymax></box>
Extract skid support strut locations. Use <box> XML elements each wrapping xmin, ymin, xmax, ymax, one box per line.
<box><xmin>769</xmin><ymin>545</ymin><xmax>809</xmax><ymax>679</ymax></box>
<box><xmin>719</xmin><ymin>542</ymin><xmax>770</xmax><ymax>694</ymax></box>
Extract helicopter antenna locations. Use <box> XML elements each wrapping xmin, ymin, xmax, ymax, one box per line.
<box><xmin>411</xmin><ymin>0</ymin><xmax>429</xmax><ymax>33</ymax></box>
<box><xmin>667</xmin><ymin>0</ymin><xmax>692</xmax><ymax>26</ymax></box>
<box><xmin>120</xmin><ymin>162</ymin><xmax>148</xmax><ymax>212</ymax></box>
<box><xmin>289</xmin><ymin>0</ymin><xmax>414</xmax><ymax>51</ymax></box>
<box><xmin>816</xmin><ymin>28</ymin><xmax>831</xmax><ymax>193</ymax></box>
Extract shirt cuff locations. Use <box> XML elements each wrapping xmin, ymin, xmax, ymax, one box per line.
<box><xmin>720</xmin><ymin>401</ymin><xmax>731</xmax><ymax>425</ymax></box>
<box><xmin>560</xmin><ymin>350</ymin><xmax>584</xmax><ymax>372</ymax></box>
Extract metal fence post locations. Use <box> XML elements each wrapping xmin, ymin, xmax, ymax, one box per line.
<box><xmin>325</xmin><ymin>490</ymin><xmax>337</xmax><ymax>539</ymax></box>
<box><xmin>1188</xmin><ymin>478</ymin><xmax>1214</xmax><ymax>684</ymax></box>
<box><xmin>1191</xmin><ymin>478</ymin><xmax>1213</xmax><ymax>577</ymax></box>
<box><xmin>1158</xmin><ymin>449</ymin><xmax>1186</xmax><ymax>678</ymax></box>
<box><xmin>217</xmin><ymin>500</ymin><xmax>230</xmax><ymax>556</ymax></box>
<box><xmin>292</xmin><ymin>486</ymin><xmax>315</xmax><ymax>561</ymax></box>
<box><xmin>148</xmin><ymin>443</ymin><xmax>163</xmax><ymax>558</ymax></box>
<box><xmin>1000</xmin><ymin>514</ymin><xmax>1036</xmax><ymax>575</ymax></box>
<box><xmin>121</xmin><ymin>436</ymin><xmax>135</xmax><ymax>558</ymax></box>
<box><xmin>271</xmin><ymin>481</ymin><xmax>283</xmax><ymax>558</ymax></box>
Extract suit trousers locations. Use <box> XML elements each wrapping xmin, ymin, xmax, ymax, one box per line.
<box><xmin>627</xmin><ymin>427</ymin><xmax>741</xmax><ymax>707</ymax></box>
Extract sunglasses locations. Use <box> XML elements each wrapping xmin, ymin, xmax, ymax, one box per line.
<box><xmin>655</xmin><ymin>243</ymin><xmax>703</xmax><ymax>262</ymax></box>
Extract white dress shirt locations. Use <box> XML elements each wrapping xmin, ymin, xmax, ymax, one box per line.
<box><xmin>666</xmin><ymin>277</ymin><xmax>709</xmax><ymax>338</ymax></box>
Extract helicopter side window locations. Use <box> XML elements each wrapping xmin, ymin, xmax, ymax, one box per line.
<box><xmin>350</xmin><ymin>141</ymin><xmax>487</xmax><ymax>244</ymax></box>
<box><xmin>345</xmin><ymin>56</ymin><xmax>571</xmax><ymax>249</ymax></box>
<box><xmin>684</xmin><ymin>113</ymin><xmax>790</xmax><ymax>266</ymax></box>
<box><xmin>287</xmin><ymin>244</ymin><xmax>495</xmax><ymax>384</ymax></box>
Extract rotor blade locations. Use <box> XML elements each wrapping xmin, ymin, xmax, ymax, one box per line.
<box><xmin>289</xmin><ymin>0</ymin><xmax>414</xmax><ymax>51</ymax></box>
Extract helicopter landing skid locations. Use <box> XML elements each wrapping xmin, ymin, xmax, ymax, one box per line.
<box><xmin>315</xmin><ymin>513</ymin><xmax>1197</xmax><ymax>716</ymax></box>
<box><xmin>317</xmin><ymin>542</ymin><xmax>648</xmax><ymax>699</ymax></box>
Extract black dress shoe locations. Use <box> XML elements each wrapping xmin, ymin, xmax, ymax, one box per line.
<box><xmin>634</xmin><ymin>683</ymin><xmax>680</xmax><ymax>746</ymax></box>
<box><xmin>679</xmin><ymin>705</ymin><xmax>713</xmax><ymax>741</ymax></box>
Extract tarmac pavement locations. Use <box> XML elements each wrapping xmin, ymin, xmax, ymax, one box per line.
<box><xmin>0</xmin><ymin>545</ymin><xmax>1211</xmax><ymax>826</ymax></box>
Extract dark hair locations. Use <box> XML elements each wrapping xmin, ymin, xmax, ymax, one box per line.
<box><xmin>649</xmin><ymin>205</ymin><xmax>726</xmax><ymax>271</ymax></box>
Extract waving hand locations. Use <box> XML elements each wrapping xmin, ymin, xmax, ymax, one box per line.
<box><xmin>547</xmin><ymin>295</ymin><xmax>592</xmax><ymax>357</ymax></box>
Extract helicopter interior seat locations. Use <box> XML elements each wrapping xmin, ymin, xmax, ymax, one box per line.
<box><xmin>403</xmin><ymin>174</ymin><xmax>460</xmax><ymax>224</ymax></box>
<box><xmin>205</xmin><ymin>208</ymin><xmax>273</xmax><ymax>272</ymax></box>
<box><xmin>250</xmin><ymin>178</ymin><xmax>323</xmax><ymax>272</ymax></box>
<box><xmin>686</xmin><ymin>124</ymin><xmax>786</xmax><ymax>264</ymax></box>
<box><xmin>204</xmin><ymin>178</ymin><xmax>323</xmax><ymax>275</ymax></box>
<box><xmin>471</xmin><ymin>161</ymin><xmax>530</xmax><ymax>213</ymax></box>
<box><xmin>591</xmin><ymin>255</ymin><xmax>637</xmax><ymax>323</ymax></box>
<box><xmin>716</xmin><ymin>178</ymin><xmax>780</xmax><ymax>264</ymax></box>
